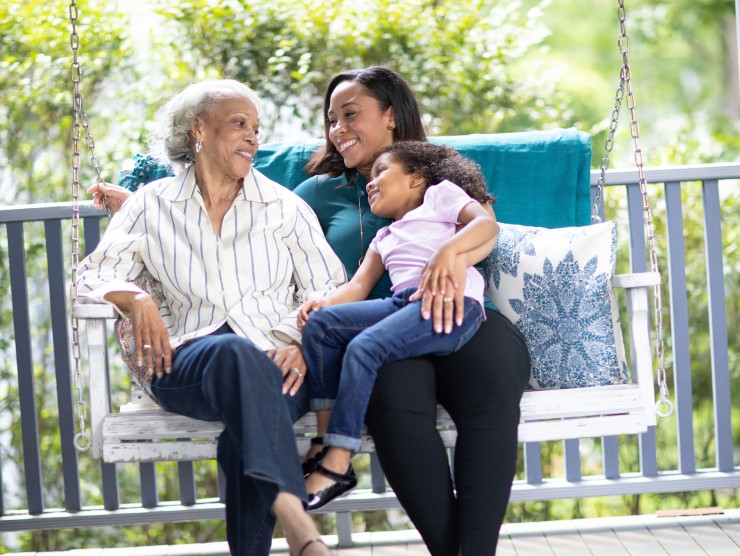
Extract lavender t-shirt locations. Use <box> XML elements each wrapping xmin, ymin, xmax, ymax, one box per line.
<box><xmin>368</xmin><ymin>180</ymin><xmax>486</xmax><ymax>308</ymax></box>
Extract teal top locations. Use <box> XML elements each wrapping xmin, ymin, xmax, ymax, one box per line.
<box><xmin>293</xmin><ymin>172</ymin><xmax>394</xmax><ymax>300</ymax></box>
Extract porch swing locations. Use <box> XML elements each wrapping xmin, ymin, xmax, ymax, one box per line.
<box><xmin>69</xmin><ymin>0</ymin><xmax>671</xmax><ymax>464</ymax></box>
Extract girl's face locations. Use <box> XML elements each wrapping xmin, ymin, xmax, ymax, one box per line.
<box><xmin>327</xmin><ymin>81</ymin><xmax>395</xmax><ymax>178</ymax></box>
<box><xmin>366</xmin><ymin>152</ymin><xmax>425</xmax><ymax>220</ymax></box>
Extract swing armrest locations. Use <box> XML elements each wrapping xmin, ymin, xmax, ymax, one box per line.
<box><xmin>72</xmin><ymin>301</ymin><xmax>119</xmax><ymax>458</ymax></box>
<box><xmin>611</xmin><ymin>271</ymin><xmax>662</xmax><ymax>427</ymax></box>
<box><xmin>612</xmin><ymin>272</ymin><xmax>661</xmax><ymax>289</ymax></box>
<box><xmin>72</xmin><ymin>302</ymin><xmax>119</xmax><ymax>320</ymax></box>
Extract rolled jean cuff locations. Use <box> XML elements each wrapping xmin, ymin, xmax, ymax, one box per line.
<box><xmin>324</xmin><ymin>432</ymin><xmax>362</xmax><ymax>453</ymax></box>
<box><xmin>309</xmin><ymin>398</ymin><xmax>335</xmax><ymax>411</ymax></box>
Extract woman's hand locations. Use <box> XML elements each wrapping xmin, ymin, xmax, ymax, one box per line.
<box><xmin>267</xmin><ymin>343</ymin><xmax>306</xmax><ymax>396</ymax></box>
<box><xmin>129</xmin><ymin>292</ymin><xmax>172</xmax><ymax>378</ymax></box>
<box><xmin>87</xmin><ymin>182</ymin><xmax>132</xmax><ymax>214</ymax></box>
<box><xmin>297</xmin><ymin>299</ymin><xmax>328</xmax><ymax>331</ymax></box>
<box><xmin>413</xmin><ymin>257</ymin><xmax>468</xmax><ymax>333</ymax></box>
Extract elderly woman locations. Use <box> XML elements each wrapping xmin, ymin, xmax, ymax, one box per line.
<box><xmin>78</xmin><ymin>79</ymin><xmax>340</xmax><ymax>556</ymax></box>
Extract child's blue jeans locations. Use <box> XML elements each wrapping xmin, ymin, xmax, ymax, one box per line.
<box><xmin>302</xmin><ymin>286</ymin><xmax>484</xmax><ymax>452</ymax></box>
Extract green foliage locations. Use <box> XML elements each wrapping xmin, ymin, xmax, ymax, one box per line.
<box><xmin>154</xmin><ymin>0</ymin><xmax>573</xmax><ymax>137</ymax></box>
<box><xmin>0</xmin><ymin>1</ymin><xmax>132</xmax><ymax>203</ymax></box>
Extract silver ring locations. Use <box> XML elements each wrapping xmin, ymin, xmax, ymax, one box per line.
<box><xmin>443</xmin><ymin>298</ymin><xmax>453</xmax><ymax>303</ymax></box>
<box><xmin>142</xmin><ymin>344</ymin><xmax>152</xmax><ymax>350</ymax></box>
<box><xmin>290</xmin><ymin>367</ymin><xmax>303</xmax><ymax>379</ymax></box>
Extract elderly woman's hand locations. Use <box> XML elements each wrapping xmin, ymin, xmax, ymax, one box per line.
<box><xmin>87</xmin><ymin>182</ymin><xmax>132</xmax><ymax>214</ymax></box>
<box><xmin>104</xmin><ymin>291</ymin><xmax>172</xmax><ymax>377</ymax></box>
<box><xmin>267</xmin><ymin>343</ymin><xmax>306</xmax><ymax>396</ymax></box>
<box><xmin>129</xmin><ymin>292</ymin><xmax>173</xmax><ymax>378</ymax></box>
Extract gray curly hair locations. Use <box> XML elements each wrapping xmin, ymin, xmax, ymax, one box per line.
<box><xmin>148</xmin><ymin>78</ymin><xmax>261</xmax><ymax>170</ymax></box>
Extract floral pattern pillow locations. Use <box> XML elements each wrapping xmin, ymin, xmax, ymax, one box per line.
<box><xmin>113</xmin><ymin>270</ymin><xmax>167</xmax><ymax>402</ymax></box>
<box><xmin>487</xmin><ymin>221</ymin><xmax>629</xmax><ymax>390</ymax></box>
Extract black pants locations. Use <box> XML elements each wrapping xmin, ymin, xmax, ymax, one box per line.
<box><xmin>365</xmin><ymin>310</ymin><xmax>530</xmax><ymax>555</ymax></box>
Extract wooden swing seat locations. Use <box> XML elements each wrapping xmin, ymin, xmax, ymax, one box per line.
<box><xmin>72</xmin><ymin>129</ymin><xmax>661</xmax><ymax>464</ymax></box>
<box><xmin>73</xmin><ymin>271</ymin><xmax>659</xmax><ymax>463</ymax></box>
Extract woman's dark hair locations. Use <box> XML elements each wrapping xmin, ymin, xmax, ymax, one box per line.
<box><xmin>378</xmin><ymin>141</ymin><xmax>495</xmax><ymax>205</ymax></box>
<box><xmin>305</xmin><ymin>67</ymin><xmax>427</xmax><ymax>177</ymax></box>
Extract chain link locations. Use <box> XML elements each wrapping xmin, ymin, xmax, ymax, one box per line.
<box><xmin>597</xmin><ymin>1</ymin><xmax>672</xmax><ymax>418</ymax></box>
<box><xmin>69</xmin><ymin>0</ymin><xmax>110</xmax><ymax>452</ymax></box>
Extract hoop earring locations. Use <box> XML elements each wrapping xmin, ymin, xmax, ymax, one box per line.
<box><xmin>195</xmin><ymin>140</ymin><xmax>203</xmax><ymax>153</ymax></box>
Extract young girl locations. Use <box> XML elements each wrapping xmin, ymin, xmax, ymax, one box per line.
<box><xmin>297</xmin><ymin>140</ymin><xmax>498</xmax><ymax>510</ymax></box>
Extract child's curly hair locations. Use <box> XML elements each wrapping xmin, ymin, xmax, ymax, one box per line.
<box><xmin>377</xmin><ymin>141</ymin><xmax>495</xmax><ymax>205</ymax></box>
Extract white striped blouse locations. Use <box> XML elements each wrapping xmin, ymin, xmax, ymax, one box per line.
<box><xmin>77</xmin><ymin>166</ymin><xmax>346</xmax><ymax>350</ymax></box>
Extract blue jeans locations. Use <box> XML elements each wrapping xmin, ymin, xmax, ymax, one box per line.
<box><xmin>151</xmin><ymin>324</ymin><xmax>309</xmax><ymax>556</ymax></box>
<box><xmin>302</xmin><ymin>287</ymin><xmax>483</xmax><ymax>452</ymax></box>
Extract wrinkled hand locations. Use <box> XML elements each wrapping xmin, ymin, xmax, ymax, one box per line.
<box><xmin>87</xmin><ymin>182</ymin><xmax>132</xmax><ymax>214</ymax></box>
<box><xmin>131</xmin><ymin>292</ymin><xmax>172</xmax><ymax>378</ymax></box>
<box><xmin>267</xmin><ymin>343</ymin><xmax>306</xmax><ymax>396</ymax></box>
<box><xmin>297</xmin><ymin>299</ymin><xmax>329</xmax><ymax>331</ymax></box>
<box><xmin>413</xmin><ymin>258</ymin><xmax>468</xmax><ymax>333</ymax></box>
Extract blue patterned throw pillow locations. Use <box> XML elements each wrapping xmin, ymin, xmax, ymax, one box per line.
<box><xmin>487</xmin><ymin>221</ymin><xmax>629</xmax><ymax>390</ymax></box>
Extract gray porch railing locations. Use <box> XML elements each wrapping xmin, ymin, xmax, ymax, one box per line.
<box><xmin>0</xmin><ymin>163</ymin><xmax>738</xmax><ymax>546</ymax></box>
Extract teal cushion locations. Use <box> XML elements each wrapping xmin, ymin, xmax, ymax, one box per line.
<box><xmin>254</xmin><ymin>139</ymin><xmax>321</xmax><ymax>191</ymax></box>
<box><xmin>118</xmin><ymin>129</ymin><xmax>591</xmax><ymax>231</ymax></box>
<box><xmin>255</xmin><ymin>128</ymin><xmax>591</xmax><ymax>230</ymax></box>
<box><xmin>432</xmin><ymin>128</ymin><xmax>591</xmax><ymax>228</ymax></box>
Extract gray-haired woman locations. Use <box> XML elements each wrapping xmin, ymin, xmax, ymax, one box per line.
<box><xmin>79</xmin><ymin>78</ymin><xmax>340</xmax><ymax>556</ymax></box>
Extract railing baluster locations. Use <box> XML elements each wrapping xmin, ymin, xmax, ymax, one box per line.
<box><xmin>602</xmin><ymin>437</ymin><xmax>620</xmax><ymax>479</ymax></box>
<box><xmin>370</xmin><ymin>453</ymin><xmax>386</xmax><ymax>494</ymax></box>
<box><xmin>625</xmin><ymin>182</ymin><xmax>659</xmax><ymax>477</ymax></box>
<box><xmin>0</xmin><ymin>460</ymin><xmax>4</xmax><ymax>517</ymax></box>
<box><xmin>564</xmin><ymin>439</ymin><xmax>581</xmax><ymax>482</ymax></box>
<box><xmin>178</xmin><ymin>462</ymin><xmax>197</xmax><ymax>506</ymax></box>
<box><xmin>7</xmin><ymin>222</ymin><xmax>44</xmax><ymax>515</ymax></box>
<box><xmin>523</xmin><ymin>443</ymin><xmax>543</xmax><ymax>484</ymax></box>
<box><xmin>44</xmin><ymin>219</ymin><xmax>83</xmax><ymax>510</ymax></box>
<box><xmin>101</xmin><ymin>461</ymin><xmax>120</xmax><ymax>510</ymax></box>
<box><xmin>82</xmin><ymin>215</ymin><xmax>102</xmax><ymax>255</ymax></box>
<box><xmin>140</xmin><ymin>462</ymin><xmax>159</xmax><ymax>508</ymax></box>
<box><xmin>664</xmin><ymin>181</ymin><xmax>696</xmax><ymax>474</ymax></box>
<box><xmin>701</xmin><ymin>179</ymin><xmax>734</xmax><ymax>472</ymax></box>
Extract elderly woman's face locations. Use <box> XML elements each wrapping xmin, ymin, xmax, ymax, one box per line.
<box><xmin>327</xmin><ymin>81</ymin><xmax>395</xmax><ymax>177</ymax></box>
<box><xmin>196</xmin><ymin>96</ymin><xmax>260</xmax><ymax>180</ymax></box>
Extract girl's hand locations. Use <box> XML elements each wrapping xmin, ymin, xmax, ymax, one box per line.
<box><xmin>415</xmin><ymin>258</ymin><xmax>468</xmax><ymax>333</ymax></box>
<box><xmin>131</xmin><ymin>292</ymin><xmax>173</xmax><ymax>378</ymax></box>
<box><xmin>267</xmin><ymin>343</ymin><xmax>306</xmax><ymax>396</ymax></box>
<box><xmin>297</xmin><ymin>299</ymin><xmax>328</xmax><ymax>330</ymax></box>
<box><xmin>416</xmin><ymin>244</ymin><xmax>459</xmax><ymax>299</ymax></box>
<box><xmin>87</xmin><ymin>182</ymin><xmax>132</xmax><ymax>214</ymax></box>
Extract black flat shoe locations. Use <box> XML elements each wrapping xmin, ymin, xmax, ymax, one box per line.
<box><xmin>306</xmin><ymin>462</ymin><xmax>357</xmax><ymax>511</ymax></box>
<box><xmin>302</xmin><ymin>437</ymin><xmax>329</xmax><ymax>477</ymax></box>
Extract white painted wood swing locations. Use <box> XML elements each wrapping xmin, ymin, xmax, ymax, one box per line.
<box><xmin>69</xmin><ymin>0</ymin><xmax>672</xmax><ymax>465</ymax></box>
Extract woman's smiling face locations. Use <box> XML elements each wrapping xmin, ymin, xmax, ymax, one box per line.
<box><xmin>327</xmin><ymin>81</ymin><xmax>395</xmax><ymax>178</ymax></box>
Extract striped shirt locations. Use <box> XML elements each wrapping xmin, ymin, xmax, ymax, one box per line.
<box><xmin>78</xmin><ymin>166</ymin><xmax>346</xmax><ymax>350</ymax></box>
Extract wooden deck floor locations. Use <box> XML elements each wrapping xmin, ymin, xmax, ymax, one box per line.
<box><xmin>9</xmin><ymin>508</ymin><xmax>740</xmax><ymax>555</ymax></box>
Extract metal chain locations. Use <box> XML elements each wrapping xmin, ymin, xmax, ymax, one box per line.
<box><xmin>69</xmin><ymin>0</ymin><xmax>109</xmax><ymax>452</ymax></box>
<box><xmin>597</xmin><ymin>0</ymin><xmax>672</xmax><ymax>417</ymax></box>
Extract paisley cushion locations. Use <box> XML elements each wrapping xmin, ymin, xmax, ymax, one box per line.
<box><xmin>113</xmin><ymin>269</ymin><xmax>167</xmax><ymax>402</ymax></box>
<box><xmin>487</xmin><ymin>221</ymin><xmax>629</xmax><ymax>389</ymax></box>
